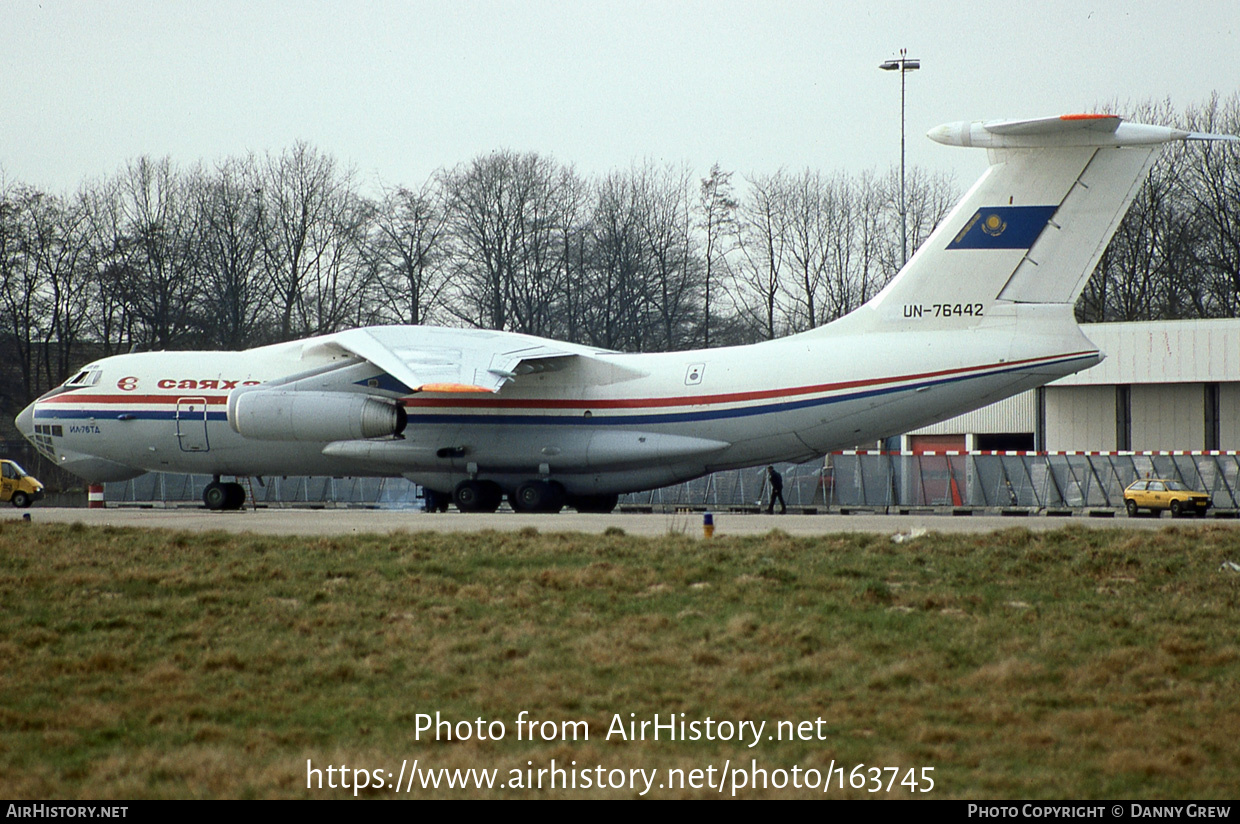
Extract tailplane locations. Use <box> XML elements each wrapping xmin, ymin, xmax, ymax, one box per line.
<box><xmin>839</xmin><ymin>114</ymin><xmax>1237</xmax><ymax>332</ymax></box>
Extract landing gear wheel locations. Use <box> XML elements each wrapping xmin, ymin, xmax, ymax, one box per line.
<box><xmin>424</xmin><ymin>489</ymin><xmax>451</xmax><ymax>512</ymax></box>
<box><xmin>569</xmin><ymin>493</ymin><xmax>619</xmax><ymax>514</ymax></box>
<box><xmin>454</xmin><ymin>480</ymin><xmax>503</xmax><ymax>513</ymax></box>
<box><xmin>203</xmin><ymin>481</ymin><xmax>228</xmax><ymax>511</ymax></box>
<box><xmin>1126</xmin><ymin>499</ymin><xmax>1138</xmax><ymax>518</ymax></box>
<box><xmin>11</xmin><ymin>491</ymin><xmax>31</xmax><ymax>508</ymax></box>
<box><xmin>224</xmin><ymin>482</ymin><xmax>246</xmax><ymax>510</ymax></box>
<box><xmin>511</xmin><ymin>480</ymin><xmax>565</xmax><ymax>514</ymax></box>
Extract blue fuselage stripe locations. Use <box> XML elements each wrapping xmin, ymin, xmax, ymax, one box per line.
<box><xmin>34</xmin><ymin>410</ymin><xmax>229</xmax><ymax>422</ymax></box>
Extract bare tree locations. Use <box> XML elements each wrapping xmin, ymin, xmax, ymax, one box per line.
<box><xmin>78</xmin><ymin>179</ymin><xmax>137</xmax><ymax>354</ymax></box>
<box><xmin>850</xmin><ymin>169</ymin><xmax>890</xmax><ymax>307</ymax></box>
<box><xmin>0</xmin><ymin>184</ymin><xmax>44</xmax><ymax>400</ymax></box>
<box><xmin>580</xmin><ymin>162</ymin><xmax>703</xmax><ymax>351</ymax></box>
<box><xmin>194</xmin><ymin>156</ymin><xmax>267</xmax><ymax>347</ymax></box>
<box><xmin>821</xmin><ymin>171</ymin><xmax>864</xmax><ymax>320</ymax></box>
<box><xmin>505</xmin><ymin>157</ymin><xmax>567</xmax><ymax>337</ymax></box>
<box><xmin>730</xmin><ymin>171</ymin><xmax>791</xmax><ymax>340</ymax></box>
<box><xmin>552</xmin><ymin>166</ymin><xmax>591</xmax><ymax>343</ymax></box>
<box><xmin>303</xmin><ymin>191</ymin><xmax>374</xmax><ymax>335</ymax></box>
<box><xmin>366</xmin><ymin>179</ymin><xmax>450</xmax><ymax>327</ymax></box>
<box><xmin>782</xmin><ymin>169</ymin><xmax>834</xmax><ymax>331</ymax></box>
<box><xmin>26</xmin><ymin>191</ymin><xmax>91</xmax><ymax>386</ymax></box>
<box><xmin>585</xmin><ymin>168</ymin><xmax>647</xmax><ymax>349</ymax></box>
<box><xmin>698</xmin><ymin>164</ymin><xmax>737</xmax><ymax>347</ymax></box>
<box><xmin>727</xmin><ymin>164</ymin><xmax>955</xmax><ymax>339</ymax></box>
<box><xmin>259</xmin><ymin>142</ymin><xmax>365</xmax><ymax>339</ymax></box>
<box><xmin>900</xmin><ymin>167</ymin><xmax>957</xmax><ymax>267</ymax></box>
<box><xmin>1182</xmin><ymin>94</ymin><xmax>1240</xmax><ymax>316</ymax></box>
<box><xmin>1076</xmin><ymin>96</ymin><xmax>1235</xmax><ymax>322</ymax></box>
<box><xmin>642</xmin><ymin>163</ymin><xmax>700</xmax><ymax>350</ymax></box>
<box><xmin>439</xmin><ymin>150</ymin><xmax>565</xmax><ymax>334</ymax></box>
<box><xmin>112</xmin><ymin>157</ymin><xmax>205</xmax><ymax>348</ymax></box>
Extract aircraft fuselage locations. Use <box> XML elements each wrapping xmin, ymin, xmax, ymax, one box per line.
<box><xmin>20</xmin><ymin>305</ymin><xmax>1099</xmax><ymax>498</ymax></box>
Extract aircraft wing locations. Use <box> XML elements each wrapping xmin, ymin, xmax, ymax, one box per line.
<box><xmin>299</xmin><ymin>325</ymin><xmax>631</xmax><ymax>394</ymax></box>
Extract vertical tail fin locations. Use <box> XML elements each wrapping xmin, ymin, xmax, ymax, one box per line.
<box><xmin>845</xmin><ymin>114</ymin><xmax>1218</xmax><ymax>331</ymax></box>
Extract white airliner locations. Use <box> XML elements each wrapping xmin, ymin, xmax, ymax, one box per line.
<box><xmin>16</xmin><ymin>114</ymin><xmax>1235</xmax><ymax>513</ymax></box>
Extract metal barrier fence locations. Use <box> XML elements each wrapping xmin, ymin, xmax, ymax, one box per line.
<box><xmin>101</xmin><ymin>452</ymin><xmax>1240</xmax><ymax>513</ymax></box>
<box><xmin>617</xmin><ymin>462</ymin><xmax>829</xmax><ymax>510</ymax></box>
<box><xmin>106</xmin><ymin>474</ymin><xmax>424</xmax><ymax>507</ymax></box>
<box><xmin>817</xmin><ymin>451</ymin><xmax>1240</xmax><ymax>511</ymax></box>
<box><xmin>622</xmin><ymin>451</ymin><xmax>1240</xmax><ymax>512</ymax></box>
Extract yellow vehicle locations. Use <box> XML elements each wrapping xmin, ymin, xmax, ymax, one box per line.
<box><xmin>1123</xmin><ymin>478</ymin><xmax>1211</xmax><ymax>518</ymax></box>
<box><xmin>1</xmin><ymin>459</ymin><xmax>44</xmax><ymax>508</ymax></box>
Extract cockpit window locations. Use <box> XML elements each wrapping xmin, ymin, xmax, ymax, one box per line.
<box><xmin>65</xmin><ymin>367</ymin><xmax>102</xmax><ymax>387</ymax></box>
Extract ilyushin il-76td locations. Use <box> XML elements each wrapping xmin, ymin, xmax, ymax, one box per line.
<box><xmin>17</xmin><ymin>114</ymin><xmax>1237</xmax><ymax>513</ymax></box>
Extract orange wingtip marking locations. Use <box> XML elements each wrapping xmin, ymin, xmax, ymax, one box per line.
<box><xmin>1060</xmin><ymin>113</ymin><xmax>1115</xmax><ymax>120</ymax></box>
<box><xmin>418</xmin><ymin>383</ymin><xmax>493</xmax><ymax>394</ymax></box>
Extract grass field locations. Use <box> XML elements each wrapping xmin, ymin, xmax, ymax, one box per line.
<box><xmin>1</xmin><ymin>520</ymin><xmax>1238</xmax><ymax>798</ymax></box>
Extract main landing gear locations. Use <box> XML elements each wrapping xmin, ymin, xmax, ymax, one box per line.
<box><xmin>452</xmin><ymin>480</ymin><xmax>504</xmax><ymax>513</ymax></box>
<box><xmin>510</xmin><ymin>480</ymin><xmax>565</xmax><ymax>514</ymax></box>
<box><xmin>203</xmin><ymin>477</ymin><xmax>246</xmax><ymax>511</ymax></box>
<box><xmin>444</xmin><ymin>479</ymin><xmax>620</xmax><ymax>514</ymax></box>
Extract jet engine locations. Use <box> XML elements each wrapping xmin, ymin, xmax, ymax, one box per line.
<box><xmin>227</xmin><ymin>389</ymin><xmax>406</xmax><ymax>442</ymax></box>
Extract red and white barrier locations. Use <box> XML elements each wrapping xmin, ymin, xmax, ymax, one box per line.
<box><xmin>830</xmin><ymin>450</ymin><xmax>1240</xmax><ymax>457</ymax></box>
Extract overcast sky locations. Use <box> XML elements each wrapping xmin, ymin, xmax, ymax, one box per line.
<box><xmin>2</xmin><ymin>0</ymin><xmax>1237</xmax><ymax>196</ymax></box>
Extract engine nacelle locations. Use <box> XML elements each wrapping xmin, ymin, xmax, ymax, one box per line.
<box><xmin>227</xmin><ymin>389</ymin><xmax>406</xmax><ymax>442</ymax></box>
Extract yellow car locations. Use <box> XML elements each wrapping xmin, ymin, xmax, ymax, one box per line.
<box><xmin>1</xmin><ymin>459</ymin><xmax>44</xmax><ymax>508</ymax></box>
<box><xmin>1123</xmin><ymin>478</ymin><xmax>1211</xmax><ymax>518</ymax></box>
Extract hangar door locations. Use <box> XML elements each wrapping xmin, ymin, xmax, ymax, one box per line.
<box><xmin>906</xmin><ymin>434</ymin><xmax>964</xmax><ymax>506</ymax></box>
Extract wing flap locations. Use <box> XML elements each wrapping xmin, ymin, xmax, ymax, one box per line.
<box><xmin>301</xmin><ymin>326</ymin><xmax>629</xmax><ymax>394</ymax></box>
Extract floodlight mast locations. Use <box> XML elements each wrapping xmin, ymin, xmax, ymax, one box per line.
<box><xmin>879</xmin><ymin>49</ymin><xmax>920</xmax><ymax>267</ymax></box>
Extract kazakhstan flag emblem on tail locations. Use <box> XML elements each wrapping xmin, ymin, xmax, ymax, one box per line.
<box><xmin>947</xmin><ymin>205</ymin><xmax>1057</xmax><ymax>250</ymax></box>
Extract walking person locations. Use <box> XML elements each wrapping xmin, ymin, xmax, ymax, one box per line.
<box><xmin>766</xmin><ymin>465</ymin><xmax>787</xmax><ymax>514</ymax></box>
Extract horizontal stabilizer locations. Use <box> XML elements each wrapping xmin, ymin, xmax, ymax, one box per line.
<box><xmin>984</xmin><ymin>113</ymin><xmax>1121</xmax><ymax>135</ymax></box>
<box><xmin>928</xmin><ymin>113</ymin><xmax>1192</xmax><ymax>148</ymax></box>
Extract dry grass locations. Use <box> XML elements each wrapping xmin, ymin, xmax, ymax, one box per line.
<box><xmin>1</xmin><ymin>521</ymin><xmax>1238</xmax><ymax>798</ymax></box>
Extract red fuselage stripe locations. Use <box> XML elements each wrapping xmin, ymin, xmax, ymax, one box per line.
<box><xmin>400</xmin><ymin>351</ymin><xmax>1095</xmax><ymax>410</ymax></box>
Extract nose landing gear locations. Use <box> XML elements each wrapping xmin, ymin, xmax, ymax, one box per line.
<box><xmin>203</xmin><ymin>478</ymin><xmax>246</xmax><ymax>511</ymax></box>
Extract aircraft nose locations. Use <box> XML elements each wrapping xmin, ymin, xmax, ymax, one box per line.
<box><xmin>15</xmin><ymin>401</ymin><xmax>35</xmax><ymax>438</ymax></box>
